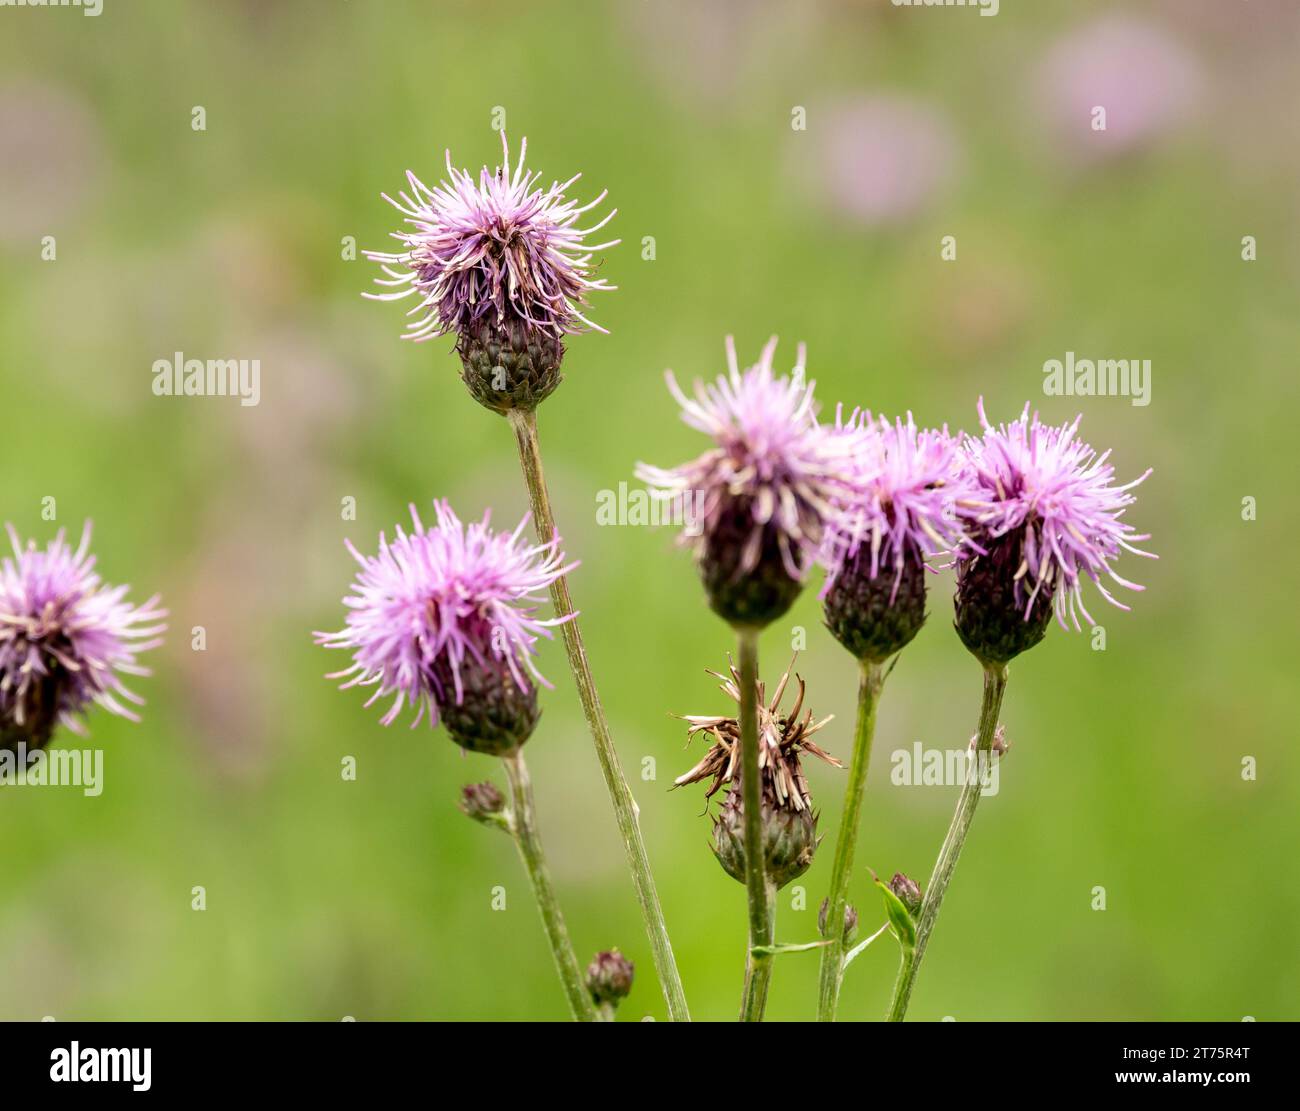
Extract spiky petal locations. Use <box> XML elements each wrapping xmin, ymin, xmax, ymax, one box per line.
<box><xmin>315</xmin><ymin>500</ymin><xmax>576</xmax><ymax>734</ymax></box>
<box><xmin>636</xmin><ymin>337</ymin><xmax>858</xmax><ymax>624</ymax></box>
<box><xmin>820</xmin><ymin>411</ymin><xmax>964</xmax><ymax>596</ymax></box>
<box><xmin>364</xmin><ymin>133</ymin><xmax>618</xmax><ymax>342</ymax></box>
<box><xmin>0</xmin><ymin>523</ymin><xmax>166</xmax><ymax>752</ymax></box>
<box><xmin>956</xmin><ymin>399</ymin><xmax>1156</xmax><ymax>634</ymax></box>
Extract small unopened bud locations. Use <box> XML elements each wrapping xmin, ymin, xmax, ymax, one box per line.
<box><xmin>969</xmin><ymin>723</ymin><xmax>1008</xmax><ymax>756</ymax></box>
<box><xmin>888</xmin><ymin>872</ymin><xmax>923</xmax><ymax>917</ymax></box>
<box><xmin>585</xmin><ymin>949</ymin><xmax>634</xmax><ymax>1009</ymax></box>
<box><xmin>458</xmin><ymin>781</ymin><xmax>506</xmax><ymax>827</ymax></box>
<box><xmin>818</xmin><ymin>898</ymin><xmax>859</xmax><ymax>945</ymax></box>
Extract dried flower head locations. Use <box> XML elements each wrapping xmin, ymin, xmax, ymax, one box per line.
<box><xmin>674</xmin><ymin>655</ymin><xmax>841</xmax><ymax>811</ymax></box>
<box><xmin>364</xmin><ymin>133</ymin><xmax>618</xmax><ymax>343</ymax></box>
<box><xmin>636</xmin><ymin>337</ymin><xmax>858</xmax><ymax>627</ymax></box>
<box><xmin>0</xmin><ymin>523</ymin><xmax>166</xmax><ymax>753</ymax></box>
<box><xmin>315</xmin><ymin>500</ymin><xmax>574</xmax><ymax>751</ymax></box>
<box><xmin>675</xmin><ymin>655</ymin><xmax>841</xmax><ymax>889</ymax></box>
<box><xmin>955</xmin><ymin>400</ymin><xmax>1155</xmax><ymax>653</ymax></box>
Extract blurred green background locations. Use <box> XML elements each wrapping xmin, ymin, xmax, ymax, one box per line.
<box><xmin>1</xmin><ymin>0</ymin><xmax>1296</xmax><ymax>1021</ymax></box>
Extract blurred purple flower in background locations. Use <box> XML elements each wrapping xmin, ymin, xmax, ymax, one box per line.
<box><xmin>0</xmin><ymin>523</ymin><xmax>166</xmax><ymax>752</ymax></box>
<box><xmin>807</xmin><ymin>95</ymin><xmax>961</xmax><ymax>227</ymax></box>
<box><xmin>1034</xmin><ymin>16</ymin><xmax>1203</xmax><ymax>163</ymax></box>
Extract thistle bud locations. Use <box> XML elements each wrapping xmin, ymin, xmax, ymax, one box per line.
<box><xmin>888</xmin><ymin>871</ymin><xmax>924</xmax><ymax>917</ymax></box>
<box><xmin>712</xmin><ymin>789</ymin><xmax>818</xmax><ymax>891</ymax></box>
<box><xmin>455</xmin><ymin>316</ymin><xmax>564</xmax><ymax>415</ymax></box>
<box><xmin>458</xmin><ymin>781</ymin><xmax>506</xmax><ymax>827</ymax></box>
<box><xmin>699</xmin><ymin>499</ymin><xmax>804</xmax><ymax>629</ymax></box>
<box><xmin>954</xmin><ymin>528</ymin><xmax>1054</xmax><ymax>666</ymax></box>
<box><xmin>819</xmin><ymin>898</ymin><xmax>859</xmax><ymax>946</ymax></box>
<box><xmin>431</xmin><ymin>653</ymin><xmax>539</xmax><ymax>757</ymax></box>
<box><xmin>585</xmin><ymin>949</ymin><xmax>634</xmax><ymax>1009</ymax></box>
<box><xmin>823</xmin><ymin>546</ymin><xmax>928</xmax><ymax>663</ymax></box>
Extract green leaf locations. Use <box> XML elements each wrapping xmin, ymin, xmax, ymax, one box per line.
<box><xmin>750</xmin><ymin>939</ymin><xmax>833</xmax><ymax>957</ymax></box>
<box><xmin>874</xmin><ymin>876</ymin><xmax>917</xmax><ymax>953</ymax></box>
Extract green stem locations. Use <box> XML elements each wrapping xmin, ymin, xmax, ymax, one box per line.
<box><xmin>507</xmin><ymin>408</ymin><xmax>690</xmax><ymax>1022</ymax></box>
<box><xmin>740</xmin><ymin>881</ymin><xmax>777</xmax><ymax>1021</ymax></box>
<box><xmin>816</xmin><ymin>659</ymin><xmax>886</xmax><ymax>1022</ymax></box>
<box><xmin>886</xmin><ymin>662</ymin><xmax>1008</xmax><ymax>1022</ymax></box>
<box><xmin>736</xmin><ymin>626</ymin><xmax>775</xmax><ymax>1022</ymax></box>
<box><xmin>501</xmin><ymin>749</ymin><xmax>597</xmax><ymax>1022</ymax></box>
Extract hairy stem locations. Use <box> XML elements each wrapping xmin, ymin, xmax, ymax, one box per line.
<box><xmin>816</xmin><ymin>659</ymin><xmax>886</xmax><ymax>1021</ymax></box>
<box><xmin>886</xmin><ymin>663</ymin><xmax>1008</xmax><ymax>1022</ymax></box>
<box><xmin>508</xmin><ymin>407</ymin><xmax>690</xmax><ymax>1022</ymax></box>
<box><xmin>736</xmin><ymin>626</ymin><xmax>775</xmax><ymax>1021</ymax></box>
<box><xmin>502</xmin><ymin>749</ymin><xmax>597</xmax><ymax>1022</ymax></box>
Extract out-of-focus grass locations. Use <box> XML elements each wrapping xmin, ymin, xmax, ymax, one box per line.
<box><xmin>1</xmin><ymin>0</ymin><xmax>1296</xmax><ymax>1020</ymax></box>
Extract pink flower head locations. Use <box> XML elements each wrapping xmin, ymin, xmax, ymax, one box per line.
<box><xmin>820</xmin><ymin>412</ymin><xmax>964</xmax><ymax>600</ymax></box>
<box><xmin>364</xmin><ymin>133</ymin><xmax>618</xmax><ymax>341</ymax></box>
<box><xmin>956</xmin><ymin>400</ymin><xmax>1156</xmax><ymax>631</ymax></box>
<box><xmin>316</xmin><ymin>500</ymin><xmax>575</xmax><ymax>728</ymax></box>
<box><xmin>636</xmin><ymin>336</ymin><xmax>858</xmax><ymax>580</ymax></box>
<box><xmin>0</xmin><ymin>523</ymin><xmax>166</xmax><ymax>744</ymax></box>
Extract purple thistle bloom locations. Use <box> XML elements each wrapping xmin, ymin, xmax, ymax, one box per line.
<box><xmin>636</xmin><ymin>336</ymin><xmax>858</xmax><ymax>583</ymax></box>
<box><xmin>364</xmin><ymin>133</ymin><xmax>619</xmax><ymax>342</ymax></box>
<box><xmin>315</xmin><ymin>500</ymin><xmax>576</xmax><ymax>730</ymax></box>
<box><xmin>956</xmin><ymin>399</ymin><xmax>1156</xmax><ymax>632</ymax></box>
<box><xmin>0</xmin><ymin>523</ymin><xmax>166</xmax><ymax>750</ymax></box>
<box><xmin>820</xmin><ymin>412</ymin><xmax>964</xmax><ymax>601</ymax></box>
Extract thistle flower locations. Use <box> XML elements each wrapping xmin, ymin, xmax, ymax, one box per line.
<box><xmin>675</xmin><ymin>656</ymin><xmax>841</xmax><ymax>889</ymax></box>
<box><xmin>636</xmin><ymin>337</ymin><xmax>858</xmax><ymax>628</ymax></box>
<box><xmin>315</xmin><ymin>500</ymin><xmax>576</xmax><ymax>754</ymax></box>
<box><xmin>0</xmin><ymin>523</ymin><xmax>166</xmax><ymax>754</ymax></box>
<box><xmin>953</xmin><ymin>400</ymin><xmax>1155</xmax><ymax>665</ymax></box>
<box><xmin>364</xmin><ymin>133</ymin><xmax>618</xmax><ymax>412</ymax></box>
<box><xmin>820</xmin><ymin>412</ymin><xmax>964</xmax><ymax>662</ymax></box>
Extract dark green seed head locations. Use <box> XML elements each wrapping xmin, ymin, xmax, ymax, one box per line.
<box><xmin>698</xmin><ymin>499</ymin><xmax>805</xmax><ymax>630</ymax></box>
<box><xmin>954</xmin><ymin>527</ymin><xmax>1054</xmax><ymax>666</ymax></box>
<box><xmin>823</xmin><ymin>547</ymin><xmax>928</xmax><ymax>663</ymax></box>
<box><xmin>0</xmin><ymin>674</ymin><xmax>60</xmax><ymax>759</ymax></box>
<box><xmin>455</xmin><ymin>316</ymin><xmax>563</xmax><ymax>415</ymax></box>
<box><xmin>431</xmin><ymin>653</ymin><xmax>539</xmax><ymax>756</ymax></box>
